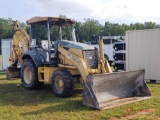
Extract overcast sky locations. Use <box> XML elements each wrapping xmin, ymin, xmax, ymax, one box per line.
<box><xmin>0</xmin><ymin>0</ymin><xmax>160</xmax><ymax>25</ymax></box>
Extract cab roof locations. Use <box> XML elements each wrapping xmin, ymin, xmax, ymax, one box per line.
<box><xmin>27</xmin><ymin>16</ymin><xmax>75</xmax><ymax>26</ymax></box>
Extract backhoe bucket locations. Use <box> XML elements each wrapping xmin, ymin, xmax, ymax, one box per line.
<box><xmin>6</xmin><ymin>67</ymin><xmax>20</xmax><ymax>80</ymax></box>
<box><xmin>82</xmin><ymin>69</ymin><xmax>151</xmax><ymax>110</ymax></box>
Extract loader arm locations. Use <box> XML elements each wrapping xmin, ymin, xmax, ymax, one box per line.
<box><xmin>57</xmin><ymin>44</ymin><xmax>90</xmax><ymax>82</ymax></box>
<box><xmin>98</xmin><ymin>39</ymin><xmax>112</xmax><ymax>73</ymax></box>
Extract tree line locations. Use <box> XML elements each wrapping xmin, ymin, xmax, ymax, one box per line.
<box><xmin>0</xmin><ymin>17</ymin><xmax>160</xmax><ymax>53</ymax></box>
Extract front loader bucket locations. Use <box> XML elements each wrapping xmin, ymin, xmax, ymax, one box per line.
<box><xmin>82</xmin><ymin>69</ymin><xmax>151</xmax><ymax>110</ymax></box>
<box><xmin>6</xmin><ymin>67</ymin><xmax>20</xmax><ymax>80</ymax></box>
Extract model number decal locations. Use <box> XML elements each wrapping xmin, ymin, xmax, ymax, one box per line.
<box><xmin>67</xmin><ymin>54</ymin><xmax>80</xmax><ymax>65</ymax></box>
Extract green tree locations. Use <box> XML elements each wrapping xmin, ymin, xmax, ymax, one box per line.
<box><xmin>75</xmin><ymin>19</ymin><xmax>102</xmax><ymax>42</ymax></box>
<box><xmin>144</xmin><ymin>22</ymin><xmax>156</xmax><ymax>29</ymax></box>
<box><xmin>1</xmin><ymin>16</ymin><xmax>160</xmax><ymax>55</ymax></box>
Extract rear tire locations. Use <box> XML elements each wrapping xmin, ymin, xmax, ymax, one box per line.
<box><xmin>51</xmin><ymin>68</ymin><xmax>74</xmax><ymax>97</ymax></box>
<box><xmin>21</xmin><ymin>60</ymin><xmax>44</xmax><ymax>89</ymax></box>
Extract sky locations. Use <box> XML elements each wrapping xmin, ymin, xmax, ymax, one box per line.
<box><xmin>0</xmin><ymin>0</ymin><xmax>160</xmax><ymax>25</ymax></box>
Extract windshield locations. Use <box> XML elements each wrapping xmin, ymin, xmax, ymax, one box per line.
<box><xmin>30</xmin><ymin>23</ymin><xmax>76</xmax><ymax>45</ymax></box>
<box><xmin>50</xmin><ymin>24</ymin><xmax>76</xmax><ymax>41</ymax></box>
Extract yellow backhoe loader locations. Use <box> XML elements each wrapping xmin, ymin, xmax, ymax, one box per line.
<box><xmin>7</xmin><ymin>17</ymin><xmax>151</xmax><ymax>110</ymax></box>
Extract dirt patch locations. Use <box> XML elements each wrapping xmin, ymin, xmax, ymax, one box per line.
<box><xmin>111</xmin><ymin>109</ymin><xmax>158</xmax><ymax>120</ymax></box>
<box><xmin>137</xmin><ymin>108</ymin><xmax>157</xmax><ymax>115</ymax></box>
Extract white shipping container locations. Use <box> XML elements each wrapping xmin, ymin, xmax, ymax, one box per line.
<box><xmin>1</xmin><ymin>39</ymin><xmax>12</xmax><ymax>70</ymax></box>
<box><xmin>126</xmin><ymin>29</ymin><xmax>160</xmax><ymax>81</ymax></box>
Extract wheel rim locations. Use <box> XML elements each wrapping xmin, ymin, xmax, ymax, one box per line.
<box><xmin>23</xmin><ymin>67</ymin><xmax>32</xmax><ymax>84</ymax></box>
<box><xmin>55</xmin><ymin>76</ymin><xmax>64</xmax><ymax>93</ymax></box>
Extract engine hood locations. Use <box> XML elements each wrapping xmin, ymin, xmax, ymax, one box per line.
<box><xmin>54</xmin><ymin>40</ymin><xmax>95</xmax><ymax>50</ymax></box>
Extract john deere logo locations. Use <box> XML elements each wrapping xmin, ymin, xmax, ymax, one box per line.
<box><xmin>67</xmin><ymin>53</ymin><xmax>80</xmax><ymax>65</ymax></box>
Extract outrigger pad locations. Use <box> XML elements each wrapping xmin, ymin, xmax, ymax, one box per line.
<box><xmin>6</xmin><ymin>67</ymin><xmax>20</xmax><ymax>79</ymax></box>
<box><xmin>82</xmin><ymin>69</ymin><xmax>151</xmax><ymax>110</ymax></box>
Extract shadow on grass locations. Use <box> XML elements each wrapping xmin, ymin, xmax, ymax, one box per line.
<box><xmin>0</xmin><ymin>70</ymin><xmax>91</xmax><ymax>112</ymax></box>
<box><xmin>0</xmin><ymin>82</ymin><xmax>90</xmax><ymax>112</ymax></box>
<box><xmin>21</xmin><ymin>100</ymin><xmax>93</xmax><ymax>116</ymax></box>
<box><xmin>0</xmin><ymin>78</ymin><xmax>7</xmax><ymax>80</ymax></box>
<box><xmin>21</xmin><ymin>87</ymin><xmax>93</xmax><ymax>116</ymax></box>
<box><xmin>1</xmin><ymin>80</ymin><xmax>159</xmax><ymax>115</ymax></box>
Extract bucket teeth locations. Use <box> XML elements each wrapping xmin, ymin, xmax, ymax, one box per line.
<box><xmin>82</xmin><ymin>69</ymin><xmax>151</xmax><ymax>110</ymax></box>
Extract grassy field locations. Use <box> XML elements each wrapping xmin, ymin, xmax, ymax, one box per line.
<box><xmin>0</xmin><ymin>55</ymin><xmax>2</xmax><ymax>69</ymax></box>
<box><xmin>0</xmin><ymin>71</ymin><xmax>160</xmax><ymax>120</ymax></box>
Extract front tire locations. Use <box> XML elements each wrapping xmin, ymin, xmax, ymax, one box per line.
<box><xmin>51</xmin><ymin>68</ymin><xmax>74</xmax><ymax>97</ymax></box>
<box><xmin>21</xmin><ymin>60</ymin><xmax>44</xmax><ymax>89</ymax></box>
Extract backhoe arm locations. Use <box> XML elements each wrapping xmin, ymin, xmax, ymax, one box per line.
<box><xmin>9</xmin><ymin>21</ymin><xmax>30</xmax><ymax>66</ymax></box>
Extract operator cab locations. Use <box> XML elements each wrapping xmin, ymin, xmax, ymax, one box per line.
<box><xmin>27</xmin><ymin>16</ymin><xmax>76</xmax><ymax>64</ymax></box>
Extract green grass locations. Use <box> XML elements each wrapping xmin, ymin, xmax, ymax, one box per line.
<box><xmin>0</xmin><ymin>55</ymin><xmax>2</xmax><ymax>69</ymax></box>
<box><xmin>0</xmin><ymin>71</ymin><xmax>160</xmax><ymax>120</ymax></box>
